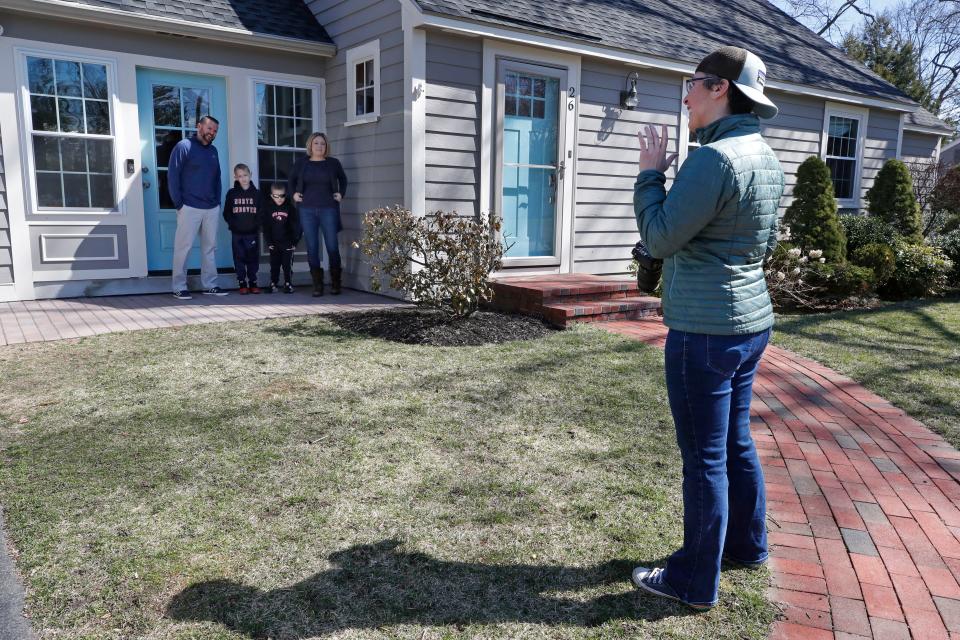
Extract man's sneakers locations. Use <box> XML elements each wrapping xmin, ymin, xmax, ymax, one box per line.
<box><xmin>172</xmin><ymin>290</ymin><xmax>192</xmax><ymax>300</ymax></box>
<box><xmin>203</xmin><ymin>286</ymin><xmax>228</xmax><ymax>296</ymax></box>
<box><xmin>631</xmin><ymin>566</ymin><xmax>713</xmax><ymax>611</ymax></box>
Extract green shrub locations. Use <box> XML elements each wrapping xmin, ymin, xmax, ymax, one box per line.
<box><xmin>879</xmin><ymin>240</ymin><xmax>952</xmax><ymax>299</ymax></box>
<box><xmin>783</xmin><ymin>157</ymin><xmax>846</xmax><ymax>262</ymax></box>
<box><xmin>851</xmin><ymin>242</ymin><xmax>896</xmax><ymax>286</ymax></box>
<box><xmin>866</xmin><ymin>159</ymin><xmax>923</xmax><ymax>242</ymax></box>
<box><xmin>842</xmin><ymin>215</ymin><xmax>900</xmax><ymax>254</ymax></box>
<box><xmin>359</xmin><ymin>206</ymin><xmax>505</xmax><ymax>318</ymax></box>
<box><xmin>808</xmin><ymin>261</ymin><xmax>877</xmax><ymax>299</ymax></box>
<box><xmin>933</xmin><ymin>230</ymin><xmax>960</xmax><ymax>286</ymax></box>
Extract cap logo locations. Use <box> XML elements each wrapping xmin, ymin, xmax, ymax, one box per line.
<box><xmin>757</xmin><ymin>69</ymin><xmax>766</xmax><ymax>87</ymax></box>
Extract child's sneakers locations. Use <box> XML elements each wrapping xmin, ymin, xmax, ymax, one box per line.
<box><xmin>283</xmin><ymin>282</ymin><xmax>294</xmax><ymax>294</ymax></box>
<box><xmin>249</xmin><ymin>283</ymin><xmax>261</xmax><ymax>294</ymax></box>
<box><xmin>268</xmin><ymin>283</ymin><xmax>279</xmax><ymax>294</ymax></box>
<box><xmin>238</xmin><ymin>281</ymin><xmax>249</xmax><ymax>295</ymax></box>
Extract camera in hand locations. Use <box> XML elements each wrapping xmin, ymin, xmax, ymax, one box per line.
<box><xmin>631</xmin><ymin>240</ymin><xmax>662</xmax><ymax>295</ymax></box>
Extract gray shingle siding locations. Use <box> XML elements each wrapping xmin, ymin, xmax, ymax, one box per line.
<box><xmin>901</xmin><ymin>131</ymin><xmax>940</xmax><ymax>165</ymax></box>
<box><xmin>574</xmin><ymin>61</ymin><xmax>680</xmax><ymax>275</ymax></box>
<box><xmin>306</xmin><ymin>0</ymin><xmax>405</xmax><ymax>283</ymax></box>
<box><xmin>761</xmin><ymin>91</ymin><xmax>823</xmax><ymax>212</ymax></box>
<box><xmin>424</xmin><ymin>32</ymin><xmax>481</xmax><ymax>218</ymax></box>
<box><xmin>862</xmin><ymin>109</ymin><xmax>900</xmax><ymax>202</ymax></box>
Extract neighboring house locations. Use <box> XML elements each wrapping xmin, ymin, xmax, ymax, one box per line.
<box><xmin>0</xmin><ymin>0</ymin><xmax>954</xmax><ymax>302</ymax></box>
<box><xmin>942</xmin><ymin>138</ymin><xmax>960</xmax><ymax>169</ymax></box>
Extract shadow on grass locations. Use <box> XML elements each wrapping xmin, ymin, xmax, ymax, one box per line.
<box><xmin>167</xmin><ymin>540</ymin><xmax>689</xmax><ymax>637</ymax></box>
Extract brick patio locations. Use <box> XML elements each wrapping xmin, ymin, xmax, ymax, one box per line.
<box><xmin>603</xmin><ymin>318</ymin><xmax>960</xmax><ymax>640</ymax></box>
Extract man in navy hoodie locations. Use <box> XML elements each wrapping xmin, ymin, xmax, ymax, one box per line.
<box><xmin>167</xmin><ymin>115</ymin><xmax>227</xmax><ymax>299</ymax></box>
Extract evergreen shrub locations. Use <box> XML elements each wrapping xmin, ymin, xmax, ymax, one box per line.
<box><xmin>866</xmin><ymin>159</ymin><xmax>923</xmax><ymax>242</ymax></box>
<box><xmin>783</xmin><ymin>156</ymin><xmax>846</xmax><ymax>262</ymax></box>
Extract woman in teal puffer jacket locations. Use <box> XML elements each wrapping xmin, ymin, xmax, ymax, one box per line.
<box><xmin>630</xmin><ymin>46</ymin><xmax>785</xmax><ymax>610</ymax></box>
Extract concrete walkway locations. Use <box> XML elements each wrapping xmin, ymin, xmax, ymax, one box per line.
<box><xmin>603</xmin><ymin>318</ymin><xmax>960</xmax><ymax>640</ymax></box>
<box><xmin>0</xmin><ymin>289</ymin><xmax>403</xmax><ymax>346</ymax></box>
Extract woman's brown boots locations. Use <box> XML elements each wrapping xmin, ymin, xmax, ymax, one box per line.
<box><xmin>330</xmin><ymin>267</ymin><xmax>342</xmax><ymax>295</ymax></box>
<box><xmin>310</xmin><ymin>268</ymin><xmax>324</xmax><ymax>297</ymax></box>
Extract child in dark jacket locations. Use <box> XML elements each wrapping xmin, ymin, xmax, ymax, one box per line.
<box><xmin>259</xmin><ymin>182</ymin><xmax>302</xmax><ymax>294</ymax></box>
<box><xmin>223</xmin><ymin>164</ymin><xmax>261</xmax><ymax>294</ymax></box>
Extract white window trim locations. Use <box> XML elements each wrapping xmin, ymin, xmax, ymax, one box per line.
<box><xmin>677</xmin><ymin>76</ymin><xmax>700</xmax><ymax>168</ymax></box>
<box><xmin>248</xmin><ymin>75</ymin><xmax>326</xmax><ymax>187</ymax></box>
<box><xmin>345</xmin><ymin>39</ymin><xmax>381</xmax><ymax>126</ymax></box>
<box><xmin>480</xmin><ymin>39</ymin><xmax>580</xmax><ymax>275</ymax></box>
<box><xmin>14</xmin><ymin>46</ymin><xmax>124</xmax><ymax>217</ymax></box>
<box><xmin>821</xmin><ymin>102</ymin><xmax>869</xmax><ymax>209</ymax></box>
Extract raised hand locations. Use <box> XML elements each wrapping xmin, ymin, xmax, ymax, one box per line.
<box><xmin>637</xmin><ymin>124</ymin><xmax>678</xmax><ymax>174</ymax></box>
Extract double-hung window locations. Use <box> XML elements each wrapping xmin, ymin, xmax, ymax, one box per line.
<box><xmin>256</xmin><ymin>82</ymin><xmax>315</xmax><ymax>192</ymax></box>
<box><xmin>822</xmin><ymin>104</ymin><xmax>868</xmax><ymax>206</ymax></box>
<box><xmin>345</xmin><ymin>40</ymin><xmax>380</xmax><ymax>125</ymax></box>
<box><xmin>26</xmin><ymin>55</ymin><xmax>116</xmax><ymax>210</ymax></box>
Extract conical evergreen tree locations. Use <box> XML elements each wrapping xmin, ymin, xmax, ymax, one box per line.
<box><xmin>784</xmin><ymin>156</ymin><xmax>846</xmax><ymax>262</ymax></box>
<box><xmin>866</xmin><ymin>159</ymin><xmax>923</xmax><ymax>242</ymax></box>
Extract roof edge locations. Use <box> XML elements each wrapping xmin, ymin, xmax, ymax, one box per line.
<box><xmin>904</xmin><ymin>124</ymin><xmax>953</xmax><ymax>136</ymax></box>
<box><xmin>2</xmin><ymin>0</ymin><xmax>336</xmax><ymax>58</ymax></box>
<box><xmin>415</xmin><ymin>9</ymin><xmax>918</xmax><ymax>114</ymax></box>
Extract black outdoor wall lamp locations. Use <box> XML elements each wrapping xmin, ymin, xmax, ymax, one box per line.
<box><xmin>621</xmin><ymin>71</ymin><xmax>639</xmax><ymax>109</ymax></box>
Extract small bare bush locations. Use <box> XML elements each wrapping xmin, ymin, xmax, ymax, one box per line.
<box><xmin>358</xmin><ymin>206</ymin><xmax>505</xmax><ymax>319</ymax></box>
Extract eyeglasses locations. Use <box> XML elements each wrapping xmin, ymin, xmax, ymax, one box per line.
<box><xmin>271</xmin><ymin>193</ymin><xmax>286</xmax><ymax>199</ymax></box>
<box><xmin>685</xmin><ymin>76</ymin><xmax>720</xmax><ymax>93</ymax></box>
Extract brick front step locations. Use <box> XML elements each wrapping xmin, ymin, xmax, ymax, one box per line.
<box><xmin>540</xmin><ymin>296</ymin><xmax>662</xmax><ymax>327</ymax></box>
<box><xmin>488</xmin><ymin>274</ymin><xmax>662</xmax><ymax>328</ymax></box>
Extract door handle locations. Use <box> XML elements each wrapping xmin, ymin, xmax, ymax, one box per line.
<box><xmin>143</xmin><ymin>181</ymin><xmax>151</xmax><ymax>189</ymax></box>
<box><xmin>556</xmin><ymin>160</ymin><xmax>566</xmax><ymax>181</ymax></box>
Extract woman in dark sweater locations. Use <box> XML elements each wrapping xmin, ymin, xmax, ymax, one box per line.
<box><xmin>292</xmin><ymin>132</ymin><xmax>348</xmax><ymax>296</ymax></box>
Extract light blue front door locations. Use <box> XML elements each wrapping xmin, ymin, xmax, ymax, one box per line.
<box><xmin>500</xmin><ymin>64</ymin><xmax>563</xmax><ymax>260</ymax></box>
<box><xmin>136</xmin><ymin>68</ymin><xmax>231</xmax><ymax>272</ymax></box>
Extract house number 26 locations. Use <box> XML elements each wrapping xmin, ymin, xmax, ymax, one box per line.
<box><xmin>568</xmin><ymin>87</ymin><xmax>576</xmax><ymax>111</ymax></box>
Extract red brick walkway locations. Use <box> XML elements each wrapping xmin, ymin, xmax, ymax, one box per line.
<box><xmin>602</xmin><ymin>318</ymin><xmax>960</xmax><ymax>640</ymax></box>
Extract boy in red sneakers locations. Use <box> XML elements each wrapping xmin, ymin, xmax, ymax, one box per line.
<box><xmin>222</xmin><ymin>164</ymin><xmax>261</xmax><ymax>294</ymax></box>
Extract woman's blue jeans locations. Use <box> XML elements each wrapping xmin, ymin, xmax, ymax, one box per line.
<box><xmin>662</xmin><ymin>327</ymin><xmax>771</xmax><ymax>607</ymax></box>
<box><xmin>299</xmin><ymin>206</ymin><xmax>341</xmax><ymax>270</ymax></box>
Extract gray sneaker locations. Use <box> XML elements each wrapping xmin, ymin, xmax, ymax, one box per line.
<box><xmin>172</xmin><ymin>290</ymin><xmax>192</xmax><ymax>300</ymax></box>
<box><xmin>203</xmin><ymin>287</ymin><xmax>228</xmax><ymax>296</ymax></box>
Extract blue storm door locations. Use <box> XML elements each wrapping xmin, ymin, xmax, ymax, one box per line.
<box><xmin>136</xmin><ymin>69</ymin><xmax>231</xmax><ymax>272</ymax></box>
<box><xmin>498</xmin><ymin>61</ymin><xmax>566</xmax><ymax>263</ymax></box>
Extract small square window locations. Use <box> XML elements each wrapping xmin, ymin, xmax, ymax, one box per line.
<box><xmin>345</xmin><ymin>40</ymin><xmax>380</xmax><ymax>124</ymax></box>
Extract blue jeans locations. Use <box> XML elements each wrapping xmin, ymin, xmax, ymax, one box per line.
<box><xmin>299</xmin><ymin>206</ymin><xmax>342</xmax><ymax>270</ymax></box>
<box><xmin>663</xmin><ymin>328</ymin><xmax>770</xmax><ymax>607</ymax></box>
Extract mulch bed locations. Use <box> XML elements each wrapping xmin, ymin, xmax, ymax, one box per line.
<box><xmin>328</xmin><ymin>308</ymin><xmax>557</xmax><ymax>346</ymax></box>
